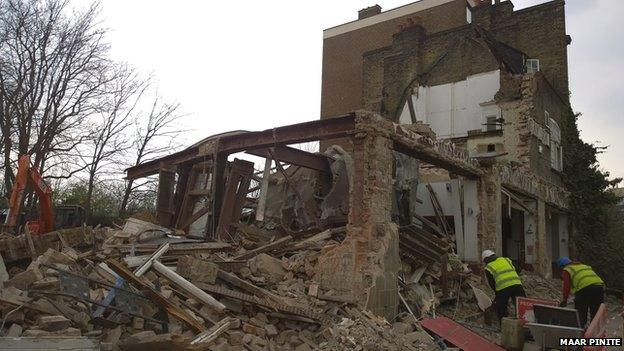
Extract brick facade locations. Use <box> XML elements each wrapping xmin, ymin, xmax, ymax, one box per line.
<box><xmin>322</xmin><ymin>0</ymin><xmax>570</xmax><ymax>120</ymax></box>
<box><xmin>321</xmin><ymin>0</ymin><xmax>468</xmax><ymax>119</ymax></box>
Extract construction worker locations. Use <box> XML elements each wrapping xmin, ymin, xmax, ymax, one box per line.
<box><xmin>482</xmin><ymin>250</ymin><xmax>526</xmax><ymax>320</ymax></box>
<box><xmin>557</xmin><ymin>256</ymin><xmax>605</xmax><ymax>327</ymax></box>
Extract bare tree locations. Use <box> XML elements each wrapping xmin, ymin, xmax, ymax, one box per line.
<box><xmin>120</xmin><ymin>94</ymin><xmax>183</xmax><ymax>216</ymax></box>
<box><xmin>0</xmin><ymin>0</ymin><xmax>110</xmax><ymax>194</ymax></box>
<box><xmin>81</xmin><ymin>65</ymin><xmax>148</xmax><ymax>222</ymax></box>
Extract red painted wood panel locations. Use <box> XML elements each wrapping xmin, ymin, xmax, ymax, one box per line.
<box><xmin>421</xmin><ymin>316</ymin><xmax>505</xmax><ymax>351</ymax></box>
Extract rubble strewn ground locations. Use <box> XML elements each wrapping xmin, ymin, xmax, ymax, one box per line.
<box><xmin>0</xmin><ymin>217</ymin><xmax>621</xmax><ymax>350</ymax></box>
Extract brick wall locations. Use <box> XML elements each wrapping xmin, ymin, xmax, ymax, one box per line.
<box><xmin>474</xmin><ymin>0</ymin><xmax>569</xmax><ymax>97</ymax></box>
<box><xmin>321</xmin><ymin>0</ymin><xmax>467</xmax><ymax>119</ymax></box>
<box><xmin>324</xmin><ymin>0</ymin><xmax>570</xmax><ymax>121</ymax></box>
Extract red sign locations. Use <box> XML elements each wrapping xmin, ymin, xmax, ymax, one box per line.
<box><xmin>516</xmin><ymin>297</ymin><xmax>557</xmax><ymax>323</ymax></box>
<box><xmin>584</xmin><ymin>303</ymin><xmax>608</xmax><ymax>351</ymax></box>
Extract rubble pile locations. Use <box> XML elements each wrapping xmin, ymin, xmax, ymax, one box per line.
<box><xmin>519</xmin><ymin>272</ymin><xmax>561</xmax><ymax>301</ymax></box>
<box><xmin>0</xmin><ymin>218</ymin><xmax>450</xmax><ymax>350</ymax></box>
<box><xmin>1</xmin><ymin>214</ymin><xmax>602</xmax><ymax>350</ymax></box>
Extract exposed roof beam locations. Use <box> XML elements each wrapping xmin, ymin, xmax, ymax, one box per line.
<box><xmin>125</xmin><ymin>114</ymin><xmax>355</xmax><ymax>180</ymax></box>
<box><xmin>246</xmin><ymin>146</ymin><xmax>330</xmax><ymax>173</ymax></box>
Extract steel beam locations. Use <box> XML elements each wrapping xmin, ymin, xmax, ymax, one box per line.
<box><xmin>218</xmin><ymin>114</ymin><xmax>355</xmax><ymax>154</ymax></box>
<box><xmin>246</xmin><ymin>146</ymin><xmax>330</xmax><ymax>173</ymax></box>
<box><xmin>125</xmin><ymin>114</ymin><xmax>355</xmax><ymax>180</ymax></box>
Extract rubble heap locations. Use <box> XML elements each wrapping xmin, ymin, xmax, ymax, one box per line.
<box><xmin>1</xmin><ymin>215</ymin><xmax>619</xmax><ymax>351</ymax></box>
<box><xmin>0</xmin><ymin>218</ymin><xmax>448</xmax><ymax>350</ymax></box>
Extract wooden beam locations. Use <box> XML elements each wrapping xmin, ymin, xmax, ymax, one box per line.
<box><xmin>232</xmin><ymin>236</ymin><xmax>293</xmax><ymax>260</ymax></box>
<box><xmin>106</xmin><ymin>259</ymin><xmax>206</xmax><ymax>332</ymax></box>
<box><xmin>255</xmin><ymin>156</ymin><xmax>272</xmax><ymax>222</ymax></box>
<box><xmin>152</xmin><ymin>261</ymin><xmax>226</xmax><ymax>312</ymax></box>
<box><xmin>215</xmin><ymin>159</ymin><xmax>254</xmax><ymax>240</ymax></box>
<box><xmin>394</xmin><ymin>141</ymin><xmax>482</xmax><ymax>179</ymax></box>
<box><xmin>156</xmin><ymin>166</ymin><xmax>176</xmax><ymax>227</ymax></box>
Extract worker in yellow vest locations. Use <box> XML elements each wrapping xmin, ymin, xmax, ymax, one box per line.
<box><xmin>557</xmin><ymin>256</ymin><xmax>605</xmax><ymax>327</ymax></box>
<box><xmin>482</xmin><ymin>250</ymin><xmax>526</xmax><ymax>320</ymax></box>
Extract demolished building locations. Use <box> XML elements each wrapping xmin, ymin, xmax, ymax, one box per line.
<box><xmin>0</xmin><ymin>0</ymin><xmax>618</xmax><ymax>349</ymax></box>
<box><xmin>124</xmin><ymin>0</ymin><xmax>572</xmax><ymax>320</ymax></box>
<box><xmin>322</xmin><ymin>0</ymin><xmax>571</xmax><ymax>276</ymax></box>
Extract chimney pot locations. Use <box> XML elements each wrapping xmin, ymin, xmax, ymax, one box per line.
<box><xmin>358</xmin><ymin>5</ymin><xmax>382</xmax><ymax>20</ymax></box>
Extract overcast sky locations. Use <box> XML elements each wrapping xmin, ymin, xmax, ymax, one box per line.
<box><xmin>85</xmin><ymin>0</ymin><xmax>623</xmax><ymax>181</ymax></box>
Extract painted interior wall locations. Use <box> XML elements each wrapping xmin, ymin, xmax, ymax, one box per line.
<box><xmin>523</xmin><ymin>202</ymin><xmax>537</xmax><ymax>265</ymax></box>
<box><xmin>399</xmin><ymin>70</ymin><xmax>501</xmax><ymax>138</ymax></box>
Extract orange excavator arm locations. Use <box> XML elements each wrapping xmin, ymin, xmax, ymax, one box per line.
<box><xmin>4</xmin><ymin>155</ymin><xmax>55</xmax><ymax>235</ymax></box>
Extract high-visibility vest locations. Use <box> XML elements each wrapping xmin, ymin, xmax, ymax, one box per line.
<box><xmin>485</xmin><ymin>257</ymin><xmax>522</xmax><ymax>291</ymax></box>
<box><xmin>563</xmin><ymin>263</ymin><xmax>604</xmax><ymax>294</ymax></box>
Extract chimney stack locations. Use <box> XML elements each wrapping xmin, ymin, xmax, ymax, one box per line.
<box><xmin>358</xmin><ymin>5</ymin><xmax>382</xmax><ymax>20</ymax></box>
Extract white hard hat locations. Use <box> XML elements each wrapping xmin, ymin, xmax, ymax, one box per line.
<box><xmin>482</xmin><ymin>250</ymin><xmax>495</xmax><ymax>260</ymax></box>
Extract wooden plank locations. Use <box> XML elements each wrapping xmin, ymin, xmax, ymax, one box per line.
<box><xmin>421</xmin><ymin>317</ymin><xmax>505</xmax><ymax>351</ymax></box>
<box><xmin>216</xmin><ymin>270</ymin><xmax>280</xmax><ymax>302</ymax></box>
<box><xmin>93</xmin><ymin>244</ymin><xmax>170</xmax><ymax>319</ymax></box>
<box><xmin>233</xmin><ymin>236</ymin><xmax>292</xmax><ymax>260</ymax></box>
<box><xmin>156</xmin><ymin>167</ymin><xmax>176</xmax><ymax>227</ymax></box>
<box><xmin>106</xmin><ymin>258</ymin><xmax>205</xmax><ymax>332</ymax></box>
<box><xmin>216</xmin><ymin>159</ymin><xmax>254</xmax><ymax>240</ymax></box>
<box><xmin>190</xmin><ymin>317</ymin><xmax>235</xmax><ymax>346</ymax></box>
<box><xmin>152</xmin><ymin>261</ymin><xmax>226</xmax><ymax>312</ymax></box>
<box><xmin>179</xmin><ymin>205</ymin><xmax>211</xmax><ymax>231</ymax></box>
<box><xmin>426</xmin><ymin>184</ymin><xmax>451</xmax><ymax>236</ymax></box>
<box><xmin>255</xmin><ymin>156</ymin><xmax>272</xmax><ymax>222</ymax></box>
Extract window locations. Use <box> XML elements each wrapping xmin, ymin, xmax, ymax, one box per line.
<box><xmin>525</xmin><ymin>59</ymin><xmax>540</xmax><ymax>74</ymax></box>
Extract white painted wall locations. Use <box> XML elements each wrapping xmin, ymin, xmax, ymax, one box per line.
<box><xmin>462</xmin><ymin>180</ymin><xmax>479</xmax><ymax>262</ymax></box>
<box><xmin>523</xmin><ymin>203</ymin><xmax>537</xmax><ymax>264</ymax></box>
<box><xmin>399</xmin><ymin>70</ymin><xmax>501</xmax><ymax>138</ymax></box>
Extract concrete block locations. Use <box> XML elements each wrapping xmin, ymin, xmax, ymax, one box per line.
<box><xmin>264</xmin><ymin>324</ymin><xmax>278</xmax><ymax>337</ymax></box>
<box><xmin>38</xmin><ymin>248</ymin><xmax>76</xmax><ymax>265</ymax></box>
<box><xmin>295</xmin><ymin>343</ymin><xmax>312</xmax><ymax>351</ymax></box>
<box><xmin>6</xmin><ymin>323</ymin><xmax>22</xmax><ymax>337</ymax></box>
<box><xmin>4</xmin><ymin>267</ymin><xmax>43</xmax><ymax>290</ymax></box>
<box><xmin>248</xmin><ymin>253</ymin><xmax>287</xmax><ymax>283</ymax></box>
<box><xmin>0</xmin><ymin>253</ymin><xmax>9</xmax><ymax>285</ymax></box>
<box><xmin>242</xmin><ymin>323</ymin><xmax>266</xmax><ymax>337</ymax></box>
<box><xmin>176</xmin><ymin>256</ymin><xmax>218</xmax><ymax>284</ymax></box>
<box><xmin>37</xmin><ymin>315</ymin><xmax>71</xmax><ymax>332</ymax></box>
<box><xmin>501</xmin><ymin>317</ymin><xmax>524</xmax><ymax>351</ymax></box>
<box><xmin>228</xmin><ymin>331</ymin><xmax>244</xmax><ymax>346</ymax></box>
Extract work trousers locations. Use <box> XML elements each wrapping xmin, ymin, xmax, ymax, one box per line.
<box><xmin>574</xmin><ymin>284</ymin><xmax>604</xmax><ymax>328</ymax></box>
<box><xmin>494</xmin><ymin>284</ymin><xmax>526</xmax><ymax>320</ymax></box>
